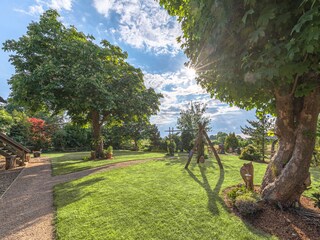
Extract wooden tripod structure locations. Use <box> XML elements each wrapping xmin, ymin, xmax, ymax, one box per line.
<box><xmin>185</xmin><ymin>123</ymin><xmax>223</xmax><ymax>170</ymax></box>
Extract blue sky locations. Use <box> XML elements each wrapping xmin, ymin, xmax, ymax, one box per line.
<box><xmin>0</xmin><ymin>0</ymin><xmax>256</xmax><ymax>136</ymax></box>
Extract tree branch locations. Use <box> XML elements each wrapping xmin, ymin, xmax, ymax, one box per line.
<box><xmin>290</xmin><ymin>54</ymin><xmax>308</xmax><ymax>96</ymax></box>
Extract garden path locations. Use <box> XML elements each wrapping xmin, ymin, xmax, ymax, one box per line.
<box><xmin>0</xmin><ymin>157</ymin><xmax>151</xmax><ymax>240</ymax></box>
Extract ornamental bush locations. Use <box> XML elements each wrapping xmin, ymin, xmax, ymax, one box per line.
<box><xmin>239</xmin><ymin>145</ymin><xmax>261</xmax><ymax>162</ymax></box>
<box><xmin>235</xmin><ymin>194</ymin><xmax>262</xmax><ymax>216</ymax></box>
<box><xmin>167</xmin><ymin>140</ymin><xmax>176</xmax><ymax>156</ymax></box>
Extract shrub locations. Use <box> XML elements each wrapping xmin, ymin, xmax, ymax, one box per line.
<box><xmin>224</xmin><ymin>132</ymin><xmax>239</xmax><ymax>152</ymax></box>
<box><xmin>227</xmin><ymin>185</ymin><xmax>247</xmax><ymax>203</ymax></box>
<box><xmin>239</xmin><ymin>144</ymin><xmax>261</xmax><ymax>161</ymax></box>
<box><xmin>105</xmin><ymin>146</ymin><xmax>113</xmax><ymax>154</ymax></box>
<box><xmin>312</xmin><ymin>192</ymin><xmax>320</xmax><ymax>209</ymax></box>
<box><xmin>235</xmin><ymin>194</ymin><xmax>262</xmax><ymax>216</ymax></box>
<box><xmin>167</xmin><ymin>140</ymin><xmax>176</xmax><ymax>156</ymax></box>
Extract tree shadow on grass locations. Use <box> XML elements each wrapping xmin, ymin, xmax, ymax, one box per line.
<box><xmin>163</xmin><ymin>154</ymin><xmax>220</xmax><ymax>169</ymax></box>
<box><xmin>186</xmin><ymin>166</ymin><xmax>225</xmax><ymax>216</ymax></box>
<box><xmin>54</xmin><ymin>177</ymin><xmax>106</xmax><ymax>209</ymax></box>
<box><xmin>51</xmin><ymin>151</ymin><xmax>167</xmax><ymax>176</ymax></box>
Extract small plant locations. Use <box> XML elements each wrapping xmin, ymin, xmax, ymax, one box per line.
<box><xmin>105</xmin><ymin>146</ymin><xmax>113</xmax><ymax>159</ymax></box>
<box><xmin>167</xmin><ymin>140</ymin><xmax>176</xmax><ymax>156</ymax></box>
<box><xmin>106</xmin><ymin>145</ymin><xmax>113</xmax><ymax>153</ymax></box>
<box><xmin>235</xmin><ymin>194</ymin><xmax>262</xmax><ymax>216</ymax></box>
<box><xmin>312</xmin><ymin>192</ymin><xmax>320</xmax><ymax>209</ymax></box>
<box><xmin>227</xmin><ymin>185</ymin><xmax>247</xmax><ymax>203</ymax></box>
<box><xmin>239</xmin><ymin>145</ymin><xmax>261</xmax><ymax>162</ymax></box>
<box><xmin>83</xmin><ymin>156</ymin><xmax>89</xmax><ymax>161</ymax></box>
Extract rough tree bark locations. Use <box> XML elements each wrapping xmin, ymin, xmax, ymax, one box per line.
<box><xmin>133</xmin><ymin>139</ymin><xmax>139</xmax><ymax>151</ymax></box>
<box><xmin>91</xmin><ymin>110</ymin><xmax>105</xmax><ymax>159</ymax></box>
<box><xmin>261</xmin><ymin>88</ymin><xmax>320</xmax><ymax>207</ymax></box>
<box><xmin>270</xmin><ymin>139</ymin><xmax>278</xmax><ymax>160</ymax></box>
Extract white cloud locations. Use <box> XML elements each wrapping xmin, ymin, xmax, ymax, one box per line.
<box><xmin>14</xmin><ymin>2</ymin><xmax>45</xmax><ymax>16</ymax></box>
<box><xmin>15</xmin><ymin>0</ymin><xmax>73</xmax><ymax>16</ymax></box>
<box><xmin>92</xmin><ymin>0</ymin><xmax>182</xmax><ymax>55</ymax></box>
<box><xmin>49</xmin><ymin>0</ymin><xmax>72</xmax><ymax>11</ymax></box>
<box><xmin>92</xmin><ymin>0</ymin><xmax>115</xmax><ymax>17</ymax></box>
<box><xmin>144</xmin><ymin>66</ymin><xmax>256</xmax><ymax>135</ymax></box>
<box><xmin>145</xmin><ymin>67</ymin><xmax>221</xmax><ymax>125</ymax></box>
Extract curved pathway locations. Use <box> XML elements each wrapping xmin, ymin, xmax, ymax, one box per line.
<box><xmin>0</xmin><ymin>158</ymin><xmax>152</xmax><ymax>240</ymax></box>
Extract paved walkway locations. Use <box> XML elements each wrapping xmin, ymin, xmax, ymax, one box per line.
<box><xmin>0</xmin><ymin>158</ymin><xmax>150</xmax><ymax>240</ymax></box>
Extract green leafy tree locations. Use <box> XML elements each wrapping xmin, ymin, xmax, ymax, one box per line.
<box><xmin>122</xmin><ymin>120</ymin><xmax>152</xmax><ymax>151</ymax></box>
<box><xmin>0</xmin><ymin>109</ymin><xmax>13</xmax><ymax>133</ymax></box>
<box><xmin>148</xmin><ymin>124</ymin><xmax>162</xmax><ymax>150</ymax></box>
<box><xmin>52</xmin><ymin>123</ymin><xmax>92</xmax><ymax>151</ymax></box>
<box><xmin>103</xmin><ymin>124</ymin><xmax>126</xmax><ymax>150</ymax></box>
<box><xmin>177</xmin><ymin>102</ymin><xmax>209</xmax><ymax>156</ymax></box>
<box><xmin>237</xmin><ymin>135</ymin><xmax>252</xmax><ymax>148</ymax></box>
<box><xmin>0</xmin><ymin>107</ymin><xmax>31</xmax><ymax>145</ymax></box>
<box><xmin>170</xmin><ymin>133</ymin><xmax>182</xmax><ymax>152</ymax></box>
<box><xmin>8</xmin><ymin>110</ymin><xmax>31</xmax><ymax>145</ymax></box>
<box><xmin>181</xmin><ymin>130</ymin><xmax>194</xmax><ymax>151</ymax></box>
<box><xmin>3</xmin><ymin>10</ymin><xmax>161</xmax><ymax>158</ymax></box>
<box><xmin>241</xmin><ymin>114</ymin><xmax>273</xmax><ymax>161</ymax></box>
<box><xmin>161</xmin><ymin>1</ymin><xmax>320</xmax><ymax>206</ymax></box>
<box><xmin>177</xmin><ymin>102</ymin><xmax>209</xmax><ymax>131</ymax></box>
<box><xmin>224</xmin><ymin>133</ymin><xmax>239</xmax><ymax>152</ymax></box>
<box><xmin>166</xmin><ymin>139</ymin><xmax>176</xmax><ymax>156</ymax></box>
<box><xmin>216</xmin><ymin>132</ymin><xmax>228</xmax><ymax>145</ymax></box>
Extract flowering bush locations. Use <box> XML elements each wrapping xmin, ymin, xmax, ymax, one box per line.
<box><xmin>28</xmin><ymin>118</ymin><xmax>51</xmax><ymax>150</ymax></box>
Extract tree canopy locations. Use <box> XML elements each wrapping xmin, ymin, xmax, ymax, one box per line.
<box><xmin>177</xmin><ymin>102</ymin><xmax>209</xmax><ymax>152</ymax></box>
<box><xmin>160</xmin><ymin>0</ymin><xmax>320</xmax><ymax>111</ymax></box>
<box><xmin>161</xmin><ymin>0</ymin><xmax>320</xmax><ymax>206</ymax></box>
<box><xmin>3</xmin><ymin>10</ymin><xmax>162</xmax><ymax>158</ymax></box>
<box><xmin>177</xmin><ymin>102</ymin><xmax>209</xmax><ymax>131</ymax></box>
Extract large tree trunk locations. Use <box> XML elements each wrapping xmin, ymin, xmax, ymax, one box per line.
<box><xmin>261</xmin><ymin>123</ymin><xmax>265</xmax><ymax>162</ymax></box>
<box><xmin>92</xmin><ymin>110</ymin><xmax>104</xmax><ymax>159</ymax></box>
<box><xmin>270</xmin><ymin>139</ymin><xmax>278</xmax><ymax>159</ymax></box>
<box><xmin>261</xmin><ymin>89</ymin><xmax>320</xmax><ymax>207</ymax></box>
<box><xmin>133</xmin><ymin>139</ymin><xmax>139</xmax><ymax>151</ymax></box>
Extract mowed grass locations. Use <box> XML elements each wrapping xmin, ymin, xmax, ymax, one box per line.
<box><xmin>43</xmin><ymin>151</ymin><xmax>167</xmax><ymax>176</ymax></box>
<box><xmin>54</xmin><ymin>155</ymin><xmax>285</xmax><ymax>240</ymax></box>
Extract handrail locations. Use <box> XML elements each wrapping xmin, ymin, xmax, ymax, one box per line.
<box><xmin>0</xmin><ymin>132</ymin><xmax>31</xmax><ymax>153</ymax></box>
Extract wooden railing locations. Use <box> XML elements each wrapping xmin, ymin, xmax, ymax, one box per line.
<box><xmin>0</xmin><ymin>133</ymin><xmax>31</xmax><ymax>153</ymax></box>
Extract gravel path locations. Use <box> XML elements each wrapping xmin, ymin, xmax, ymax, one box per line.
<box><xmin>0</xmin><ymin>158</ymin><xmax>152</xmax><ymax>240</ymax></box>
<box><xmin>0</xmin><ymin>168</ymin><xmax>23</xmax><ymax>197</ymax></box>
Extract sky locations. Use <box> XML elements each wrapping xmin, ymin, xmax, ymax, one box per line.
<box><xmin>0</xmin><ymin>0</ymin><xmax>256</xmax><ymax>136</ymax></box>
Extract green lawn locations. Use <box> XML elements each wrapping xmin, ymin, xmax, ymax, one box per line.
<box><xmin>43</xmin><ymin>151</ymin><xmax>167</xmax><ymax>176</ymax></box>
<box><xmin>54</xmin><ymin>155</ymin><xmax>287</xmax><ymax>240</ymax></box>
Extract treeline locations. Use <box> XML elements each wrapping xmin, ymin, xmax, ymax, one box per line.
<box><xmin>0</xmin><ymin>104</ymin><xmax>168</xmax><ymax>152</ymax></box>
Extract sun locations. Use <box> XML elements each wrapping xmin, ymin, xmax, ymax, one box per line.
<box><xmin>185</xmin><ymin>66</ymin><xmax>197</xmax><ymax>78</ymax></box>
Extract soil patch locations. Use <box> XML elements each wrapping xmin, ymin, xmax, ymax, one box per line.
<box><xmin>223</xmin><ymin>186</ymin><xmax>320</xmax><ymax>240</ymax></box>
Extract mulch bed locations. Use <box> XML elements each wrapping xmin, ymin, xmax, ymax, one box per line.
<box><xmin>223</xmin><ymin>186</ymin><xmax>320</xmax><ymax>240</ymax></box>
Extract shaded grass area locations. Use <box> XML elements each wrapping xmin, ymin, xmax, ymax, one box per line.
<box><xmin>43</xmin><ymin>151</ymin><xmax>167</xmax><ymax>176</ymax></box>
<box><xmin>54</xmin><ymin>155</ymin><xmax>281</xmax><ymax>240</ymax></box>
